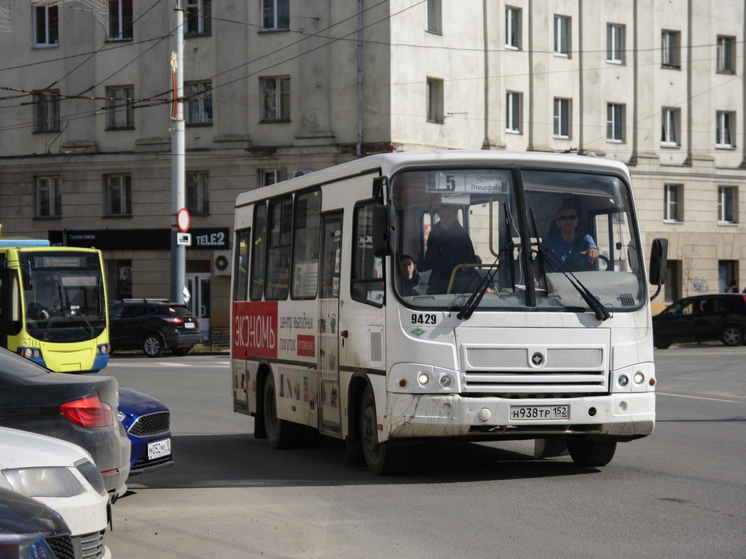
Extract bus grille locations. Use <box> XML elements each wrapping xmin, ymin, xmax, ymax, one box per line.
<box><xmin>463</xmin><ymin>369</ymin><xmax>608</xmax><ymax>395</ymax></box>
<box><xmin>128</xmin><ymin>411</ymin><xmax>170</xmax><ymax>437</ymax></box>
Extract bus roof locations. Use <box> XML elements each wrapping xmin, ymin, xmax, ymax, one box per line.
<box><xmin>0</xmin><ymin>238</ymin><xmax>51</xmax><ymax>248</ymax></box>
<box><xmin>234</xmin><ymin>151</ymin><xmax>632</xmax><ymax>208</ymax></box>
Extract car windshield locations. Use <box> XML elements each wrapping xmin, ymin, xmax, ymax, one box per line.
<box><xmin>392</xmin><ymin>166</ymin><xmax>644</xmax><ymax>312</ymax></box>
<box><xmin>20</xmin><ymin>251</ymin><xmax>107</xmax><ymax>343</ymax></box>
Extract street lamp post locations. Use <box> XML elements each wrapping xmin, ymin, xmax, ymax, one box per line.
<box><xmin>170</xmin><ymin>0</ymin><xmax>186</xmax><ymax>304</ymax></box>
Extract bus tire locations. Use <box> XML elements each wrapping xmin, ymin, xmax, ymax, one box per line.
<box><xmin>262</xmin><ymin>374</ymin><xmax>302</xmax><ymax>449</ymax></box>
<box><xmin>142</xmin><ymin>333</ymin><xmax>164</xmax><ymax>357</ymax></box>
<box><xmin>566</xmin><ymin>436</ymin><xmax>617</xmax><ymax>468</ymax></box>
<box><xmin>360</xmin><ymin>385</ymin><xmax>409</xmax><ymax>475</ymax></box>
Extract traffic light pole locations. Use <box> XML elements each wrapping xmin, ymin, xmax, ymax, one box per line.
<box><xmin>170</xmin><ymin>0</ymin><xmax>186</xmax><ymax>304</ymax></box>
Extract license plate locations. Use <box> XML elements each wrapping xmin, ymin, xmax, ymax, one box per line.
<box><xmin>184</xmin><ymin>322</ymin><xmax>196</xmax><ymax>329</ymax></box>
<box><xmin>147</xmin><ymin>438</ymin><xmax>171</xmax><ymax>460</ymax></box>
<box><xmin>510</xmin><ymin>405</ymin><xmax>570</xmax><ymax>420</ymax></box>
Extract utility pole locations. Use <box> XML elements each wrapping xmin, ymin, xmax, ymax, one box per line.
<box><xmin>170</xmin><ymin>0</ymin><xmax>186</xmax><ymax>304</ymax></box>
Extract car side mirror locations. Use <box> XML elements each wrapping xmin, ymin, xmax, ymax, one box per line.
<box><xmin>649</xmin><ymin>238</ymin><xmax>668</xmax><ymax>301</ymax></box>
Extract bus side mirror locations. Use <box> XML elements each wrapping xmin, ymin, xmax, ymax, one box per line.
<box><xmin>21</xmin><ymin>269</ymin><xmax>32</xmax><ymax>291</ymax></box>
<box><xmin>649</xmin><ymin>238</ymin><xmax>668</xmax><ymax>301</ymax></box>
<box><xmin>371</xmin><ymin>204</ymin><xmax>391</xmax><ymax>257</ymax></box>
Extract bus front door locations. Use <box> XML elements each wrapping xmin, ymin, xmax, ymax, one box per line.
<box><xmin>318</xmin><ymin>214</ymin><xmax>343</xmax><ymax>436</ymax></box>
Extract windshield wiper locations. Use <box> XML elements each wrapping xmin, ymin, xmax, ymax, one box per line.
<box><xmin>457</xmin><ymin>203</ymin><xmax>516</xmax><ymax>321</ymax></box>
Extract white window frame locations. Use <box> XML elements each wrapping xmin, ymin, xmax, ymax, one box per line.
<box><xmin>553</xmin><ymin>98</ymin><xmax>571</xmax><ymax>138</ymax></box>
<box><xmin>186</xmin><ymin>0</ymin><xmax>211</xmax><ymax>35</ymax></box>
<box><xmin>554</xmin><ymin>15</ymin><xmax>570</xmax><ymax>56</ymax></box>
<box><xmin>606</xmin><ymin>23</ymin><xmax>624</xmax><ymax>64</ymax></box>
<box><xmin>505</xmin><ymin>7</ymin><xmax>521</xmax><ymax>49</ymax></box>
<box><xmin>661</xmin><ymin>30</ymin><xmax>680</xmax><ymax>68</ymax></box>
<box><xmin>426</xmin><ymin>0</ymin><xmax>442</xmax><ymax>34</ymax></box>
<box><xmin>36</xmin><ymin>177</ymin><xmax>61</xmax><ymax>218</ymax></box>
<box><xmin>260</xmin><ymin>169</ymin><xmax>287</xmax><ymax>188</ymax></box>
<box><xmin>106</xmin><ymin>86</ymin><xmax>134</xmax><ymax>129</ymax></box>
<box><xmin>661</xmin><ymin>107</ymin><xmax>680</xmax><ymax>146</ymax></box>
<box><xmin>34</xmin><ymin>5</ymin><xmax>58</xmax><ymax>47</ymax></box>
<box><xmin>108</xmin><ymin>0</ymin><xmax>133</xmax><ymax>40</ymax></box>
<box><xmin>427</xmin><ymin>78</ymin><xmax>444</xmax><ymax>123</ymax></box>
<box><xmin>34</xmin><ymin>90</ymin><xmax>60</xmax><ymax>133</ymax></box>
<box><xmin>506</xmin><ymin>91</ymin><xmax>521</xmax><ymax>133</ymax></box>
<box><xmin>262</xmin><ymin>0</ymin><xmax>289</xmax><ymax>31</ymax></box>
<box><xmin>717</xmin><ymin>36</ymin><xmax>736</xmax><ymax>74</ymax></box>
<box><xmin>107</xmin><ymin>175</ymin><xmax>132</xmax><ymax>216</ymax></box>
<box><xmin>185</xmin><ymin>80</ymin><xmax>213</xmax><ymax>125</ymax></box>
<box><xmin>716</xmin><ymin>111</ymin><xmax>735</xmax><ymax>148</ymax></box>
<box><xmin>260</xmin><ymin>77</ymin><xmax>290</xmax><ymax>121</ymax></box>
<box><xmin>664</xmin><ymin>184</ymin><xmax>682</xmax><ymax>222</ymax></box>
<box><xmin>186</xmin><ymin>171</ymin><xmax>210</xmax><ymax>214</ymax></box>
<box><xmin>717</xmin><ymin>186</ymin><xmax>737</xmax><ymax>224</ymax></box>
<box><xmin>607</xmin><ymin>103</ymin><xmax>625</xmax><ymax>142</ymax></box>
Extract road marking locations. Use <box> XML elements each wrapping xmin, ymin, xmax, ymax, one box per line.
<box><xmin>657</xmin><ymin>392</ymin><xmax>743</xmax><ymax>404</ymax></box>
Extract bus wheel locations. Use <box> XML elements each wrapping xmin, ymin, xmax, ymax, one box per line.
<box><xmin>360</xmin><ymin>385</ymin><xmax>409</xmax><ymax>475</ymax></box>
<box><xmin>142</xmin><ymin>333</ymin><xmax>164</xmax><ymax>357</ymax></box>
<box><xmin>566</xmin><ymin>436</ymin><xmax>617</xmax><ymax>467</ymax></box>
<box><xmin>262</xmin><ymin>374</ymin><xmax>302</xmax><ymax>449</ymax></box>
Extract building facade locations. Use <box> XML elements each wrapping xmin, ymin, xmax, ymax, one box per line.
<box><xmin>0</xmin><ymin>0</ymin><xmax>744</xmax><ymax>334</ymax></box>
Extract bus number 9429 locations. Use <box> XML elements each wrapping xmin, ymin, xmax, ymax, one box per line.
<box><xmin>411</xmin><ymin>314</ymin><xmax>437</xmax><ymax>325</ymax></box>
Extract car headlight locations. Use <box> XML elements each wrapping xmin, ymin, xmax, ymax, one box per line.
<box><xmin>3</xmin><ymin>467</ymin><xmax>85</xmax><ymax>498</ymax></box>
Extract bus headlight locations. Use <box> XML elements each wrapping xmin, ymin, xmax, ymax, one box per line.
<box><xmin>19</xmin><ymin>347</ymin><xmax>42</xmax><ymax>360</ymax></box>
<box><xmin>417</xmin><ymin>373</ymin><xmax>430</xmax><ymax>386</ymax></box>
<box><xmin>633</xmin><ymin>372</ymin><xmax>645</xmax><ymax>384</ymax></box>
<box><xmin>618</xmin><ymin>375</ymin><xmax>629</xmax><ymax>387</ymax></box>
<box><xmin>439</xmin><ymin>375</ymin><xmax>452</xmax><ymax>388</ymax></box>
<box><xmin>97</xmin><ymin>344</ymin><xmax>110</xmax><ymax>355</ymax></box>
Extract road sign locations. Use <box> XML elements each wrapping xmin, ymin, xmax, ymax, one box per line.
<box><xmin>177</xmin><ymin>208</ymin><xmax>190</xmax><ymax>233</ymax></box>
<box><xmin>177</xmin><ymin>232</ymin><xmax>191</xmax><ymax>246</ymax></box>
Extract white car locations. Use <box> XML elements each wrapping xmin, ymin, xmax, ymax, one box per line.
<box><xmin>0</xmin><ymin>427</ymin><xmax>112</xmax><ymax>559</ymax></box>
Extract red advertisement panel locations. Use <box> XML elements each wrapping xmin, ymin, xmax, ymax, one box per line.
<box><xmin>232</xmin><ymin>301</ymin><xmax>278</xmax><ymax>359</ymax></box>
<box><xmin>296</xmin><ymin>335</ymin><xmax>315</xmax><ymax>357</ymax></box>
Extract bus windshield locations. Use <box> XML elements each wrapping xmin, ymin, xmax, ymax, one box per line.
<box><xmin>20</xmin><ymin>251</ymin><xmax>106</xmax><ymax>342</ymax></box>
<box><xmin>392</xmin><ymin>167</ymin><xmax>644</xmax><ymax>312</ymax></box>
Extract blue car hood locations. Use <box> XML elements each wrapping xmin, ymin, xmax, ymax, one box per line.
<box><xmin>118</xmin><ymin>387</ymin><xmax>169</xmax><ymax>415</ymax></box>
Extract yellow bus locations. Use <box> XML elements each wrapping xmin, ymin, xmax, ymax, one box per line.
<box><xmin>0</xmin><ymin>239</ymin><xmax>110</xmax><ymax>372</ymax></box>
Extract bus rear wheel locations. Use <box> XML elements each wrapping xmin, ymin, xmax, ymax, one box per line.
<box><xmin>262</xmin><ymin>374</ymin><xmax>302</xmax><ymax>449</ymax></box>
<box><xmin>566</xmin><ymin>436</ymin><xmax>617</xmax><ymax>467</ymax></box>
<box><xmin>360</xmin><ymin>385</ymin><xmax>409</xmax><ymax>475</ymax></box>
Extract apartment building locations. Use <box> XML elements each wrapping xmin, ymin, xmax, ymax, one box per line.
<box><xmin>0</xmin><ymin>0</ymin><xmax>743</xmax><ymax>333</ymax></box>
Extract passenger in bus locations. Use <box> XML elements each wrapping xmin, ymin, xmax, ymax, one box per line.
<box><xmin>27</xmin><ymin>278</ymin><xmax>61</xmax><ymax>320</ymax></box>
<box><xmin>540</xmin><ymin>206</ymin><xmax>599</xmax><ymax>272</ymax></box>
<box><xmin>399</xmin><ymin>254</ymin><xmax>420</xmax><ymax>296</ymax></box>
<box><xmin>419</xmin><ymin>204</ymin><xmax>479</xmax><ymax>293</ymax></box>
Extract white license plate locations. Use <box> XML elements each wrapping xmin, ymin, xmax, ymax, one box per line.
<box><xmin>147</xmin><ymin>438</ymin><xmax>171</xmax><ymax>460</ymax></box>
<box><xmin>184</xmin><ymin>322</ymin><xmax>196</xmax><ymax>329</ymax></box>
<box><xmin>510</xmin><ymin>405</ymin><xmax>570</xmax><ymax>421</ymax></box>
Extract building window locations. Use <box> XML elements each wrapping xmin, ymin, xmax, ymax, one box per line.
<box><xmin>664</xmin><ymin>184</ymin><xmax>682</xmax><ymax>222</ymax></box>
<box><xmin>553</xmin><ymin>98</ymin><xmax>571</xmax><ymax>138</ymax></box>
<box><xmin>260</xmin><ymin>77</ymin><xmax>290</xmax><ymax>121</ymax></box>
<box><xmin>36</xmin><ymin>177</ymin><xmax>61</xmax><ymax>218</ymax></box>
<box><xmin>505</xmin><ymin>7</ymin><xmax>521</xmax><ymax>49</ymax></box>
<box><xmin>554</xmin><ymin>15</ymin><xmax>570</xmax><ymax>56</ymax></box>
<box><xmin>108</xmin><ymin>0</ymin><xmax>133</xmax><ymax>40</ymax></box>
<box><xmin>506</xmin><ymin>91</ymin><xmax>521</xmax><ymax>133</ymax></box>
<box><xmin>717</xmin><ymin>186</ymin><xmax>737</xmax><ymax>224</ymax></box>
<box><xmin>186</xmin><ymin>0</ymin><xmax>211</xmax><ymax>35</ymax></box>
<box><xmin>716</xmin><ymin>111</ymin><xmax>735</xmax><ymax>148</ymax></box>
<box><xmin>186</xmin><ymin>172</ymin><xmax>209</xmax><ymax>215</ymax></box>
<box><xmin>606</xmin><ymin>23</ymin><xmax>624</xmax><ymax>63</ymax></box>
<box><xmin>427</xmin><ymin>78</ymin><xmax>444</xmax><ymax>123</ymax></box>
<box><xmin>262</xmin><ymin>0</ymin><xmax>288</xmax><ymax>31</ymax></box>
<box><xmin>661</xmin><ymin>30</ymin><xmax>680</xmax><ymax>68</ymax></box>
<box><xmin>426</xmin><ymin>0</ymin><xmax>441</xmax><ymax>34</ymax></box>
<box><xmin>717</xmin><ymin>36</ymin><xmax>736</xmax><ymax>74</ymax></box>
<box><xmin>260</xmin><ymin>169</ymin><xmax>287</xmax><ymax>188</ymax></box>
<box><xmin>34</xmin><ymin>90</ymin><xmax>60</xmax><ymax>133</ymax></box>
<box><xmin>106</xmin><ymin>86</ymin><xmax>134</xmax><ymax>130</ymax></box>
<box><xmin>607</xmin><ymin>103</ymin><xmax>625</xmax><ymax>142</ymax></box>
<box><xmin>661</xmin><ymin>107</ymin><xmax>680</xmax><ymax>146</ymax></box>
<box><xmin>107</xmin><ymin>175</ymin><xmax>131</xmax><ymax>216</ymax></box>
<box><xmin>185</xmin><ymin>81</ymin><xmax>212</xmax><ymax>125</ymax></box>
<box><xmin>34</xmin><ymin>6</ymin><xmax>58</xmax><ymax>47</ymax></box>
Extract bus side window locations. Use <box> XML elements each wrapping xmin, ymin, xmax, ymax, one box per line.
<box><xmin>265</xmin><ymin>198</ymin><xmax>292</xmax><ymax>301</ymax></box>
<box><xmin>233</xmin><ymin>229</ymin><xmax>251</xmax><ymax>302</ymax></box>
<box><xmin>250</xmin><ymin>203</ymin><xmax>267</xmax><ymax>301</ymax></box>
<box><xmin>291</xmin><ymin>190</ymin><xmax>321</xmax><ymax>299</ymax></box>
<box><xmin>351</xmin><ymin>203</ymin><xmax>384</xmax><ymax>307</ymax></box>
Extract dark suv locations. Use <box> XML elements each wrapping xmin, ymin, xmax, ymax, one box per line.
<box><xmin>653</xmin><ymin>293</ymin><xmax>746</xmax><ymax>348</ymax></box>
<box><xmin>109</xmin><ymin>300</ymin><xmax>202</xmax><ymax>357</ymax></box>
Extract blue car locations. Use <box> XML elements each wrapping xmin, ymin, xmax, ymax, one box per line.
<box><xmin>117</xmin><ymin>387</ymin><xmax>174</xmax><ymax>475</ymax></box>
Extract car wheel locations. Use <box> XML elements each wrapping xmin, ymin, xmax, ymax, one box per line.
<box><xmin>142</xmin><ymin>333</ymin><xmax>164</xmax><ymax>357</ymax></box>
<box><xmin>360</xmin><ymin>385</ymin><xmax>409</xmax><ymax>475</ymax></box>
<box><xmin>171</xmin><ymin>346</ymin><xmax>193</xmax><ymax>356</ymax></box>
<box><xmin>721</xmin><ymin>325</ymin><xmax>744</xmax><ymax>347</ymax></box>
<box><xmin>566</xmin><ymin>436</ymin><xmax>617</xmax><ymax>467</ymax></box>
<box><xmin>262</xmin><ymin>374</ymin><xmax>302</xmax><ymax>449</ymax></box>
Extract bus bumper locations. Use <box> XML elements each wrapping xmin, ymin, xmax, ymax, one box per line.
<box><xmin>386</xmin><ymin>392</ymin><xmax>655</xmax><ymax>441</ymax></box>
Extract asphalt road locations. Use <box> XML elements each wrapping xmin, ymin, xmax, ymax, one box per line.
<box><xmin>103</xmin><ymin>347</ymin><xmax>746</xmax><ymax>559</ymax></box>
